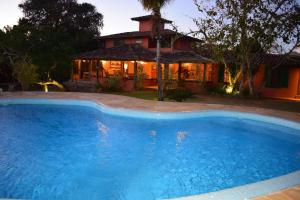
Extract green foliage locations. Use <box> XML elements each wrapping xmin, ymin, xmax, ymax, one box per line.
<box><xmin>0</xmin><ymin>0</ymin><xmax>104</xmax><ymax>83</ymax></box>
<box><xmin>136</xmin><ymin>65</ymin><xmax>147</xmax><ymax>90</ymax></box>
<box><xmin>95</xmin><ymin>83</ymin><xmax>102</xmax><ymax>90</ymax></box>
<box><xmin>13</xmin><ymin>59</ymin><xmax>39</xmax><ymax>90</ymax></box>
<box><xmin>241</xmin><ymin>88</ymin><xmax>250</xmax><ymax>97</ymax></box>
<box><xmin>104</xmin><ymin>74</ymin><xmax>122</xmax><ymax>92</ymax></box>
<box><xmin>194</xmin><ymin>0</ymin><xmax>300</xmax><ymax>95</ymax></box>
<box><xmin>166</xmin><ymin>88</ymin><xmax>193</xmax><ymax>102</ymax></box>
<box><xmin>138</xmin><ymin>0</ymin><xmax>173</xmax><ymax>11</ymax></box>
<box><xmin>206</xmin><ymin>84</ymin><xmax>226</xmax><ymax>95</ymax></box>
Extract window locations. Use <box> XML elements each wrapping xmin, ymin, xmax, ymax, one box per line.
<box><xmin>265</xmin><ymin>66</ymin><xmax>289</xmax><ymax>88</ymax></box>
<box><xmin>148</xmin><ymin>37</ymin><xmax>156</xmax><ymax>48</ymax></box>
<box><xmin>99</xmin><ymin>41</ymin><xmax>106</xmax><ymax>48</ymax></box>
<box><xmin>113</xmin><ymin>39</ymin><xmax>125</xmax><ymax>47</ymax></box>
<box><xmin>135</xmin><ymin>39</ymin><xmax>142</xmax><ymax>44</ymax></box>
<box><xmin>148</xmin><ymin>37</ymin><xmax>171</xmax><ymax>48</ymax></box>
<box><xmin>161</xmin><ymin>37</ymin><xmax>171</xmax><ymax>48</ymax></box>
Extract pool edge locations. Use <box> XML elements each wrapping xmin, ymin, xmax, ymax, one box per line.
<box><xmin>167</xmin><ymin>170</ymin><xmax>300</xmax><ymax>200</ymax></box>
<box><xmin>1</xmin><ymin>98</ymin><xmax>300</xmax><ymax>200</ymax></box>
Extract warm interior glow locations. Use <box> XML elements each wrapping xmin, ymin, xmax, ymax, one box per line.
<box><xmin>124</xmin><ymin>63</ymin><xmax>128</xmax><ymax>70</ymax></box>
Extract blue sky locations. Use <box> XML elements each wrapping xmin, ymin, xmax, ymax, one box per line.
<box><xmin>0</xmin><ymin>0</ymin><xmax>199</xmax><ymax>35</ymax></box>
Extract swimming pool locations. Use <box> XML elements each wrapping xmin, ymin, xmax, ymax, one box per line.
<box><xmin>0</xmin><ymin>99</ymin><xmax>300</xmax><ymax>200</ymax></box>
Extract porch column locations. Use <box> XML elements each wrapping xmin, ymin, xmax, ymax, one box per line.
<box><xmin>203</xmin><ymin>63</ymin><xmax>207</xmax><ymax>83</ymax></box>
<box><xmin>164</xmin><ymin>63</ymin><xmax>169</xmax><ymax>80</ymax></box>
<box><xmin>164</xmin><ymin>63</ymin><xmax>169</xmax><ymax>90</ymax></box>
<box><xmin>178</xmin><ymin>61</ymin><xmax>182</xmax><ymax>81</ymax></box>
<box><xmin>71</xmin><ymin>61</ymin><xmax>75</xmax><ymax>80</ymax></box>
<box><xmin>96</xmin><ymin>60</ymin><xmax>103</xmax><ymax>84</ymax></box>
<box><xmin>89</xmin><ymin>60</ymin><xmax>92</xmax><ymax>75</ymax></box>
<box><xmin>79</xmin><ymin>60</ymin><xmax>82</xmax><ymax>79</ymax></box>
<box><xmin>134</xmin><ymin>61</ymin><xmax>138</xmax><ymax>90</ymax></box>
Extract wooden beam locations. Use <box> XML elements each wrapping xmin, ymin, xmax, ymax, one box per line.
<box><xmin>134</xmin><ymin>61</ymin><xmax>138</xmax><ymax>90</ymax></box>
<box><xmin>203</xmin><ymin>63</ymin><xmax>207</xmax><ymax>83</ymax></box>
<box><xmin>178</xmin><ymin>62</ymin><xmax>182</xmax><ymax>81</ymax></box>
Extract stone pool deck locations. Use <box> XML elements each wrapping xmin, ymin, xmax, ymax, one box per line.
<box><xmin>1</xmin><ymin>91</ymin><xmax>300</xmax><ymax>200</ymax></box>
<box><xmin>1</xmin><ymin>91</ymin><xmax>300</xmax><ymax>122</ymax></box>
<box><xmin>253</xmin><ymin>185</ymin><xmax>300</xmax><ymax>200</ymax></box>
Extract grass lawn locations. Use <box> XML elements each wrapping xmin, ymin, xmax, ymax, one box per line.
<box><xmin>111</xmin><ymin>90</ymin><xmax>159</xmax><ymax>100</ymax></box>
<box><xmin>107</xmin><ymin>90</ymin><xmax>300</xmax><ymax>113</ymax></box>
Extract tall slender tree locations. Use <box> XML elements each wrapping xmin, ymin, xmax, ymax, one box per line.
<box><xmin>138</xmin><ymin>0</ymin><xmax>173</xmax><ymax>101</ymax></box>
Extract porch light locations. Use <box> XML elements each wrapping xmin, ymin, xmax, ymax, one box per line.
<box><xmin>124</xmin><ymin>63</ymin><xmax>128</xmax><ymax>71</ymax></box>
<box><xmin>225</xmin><ymin>85</ymin><xmax>233</xmax><ymax>94</ymax></box>
<box><xmin>139</xmin><ymin>61</ymin><xmax>145</xmax><ymax>65</ymax></box>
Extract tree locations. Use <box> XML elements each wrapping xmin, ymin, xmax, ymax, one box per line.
<box><xmin>16</xmin><ymin>0</ymin><xmax>104</xmax><ymax>82</ymax></box>
<box><xmin>194</xmin><ymin>0</ymin><xmax>300</xmax><ymax>95</ymax></box>
<box><xmin>138</xmin><ymin>0</ymin><xmax>173</xmax><ymax>101</ymax></box>
<box><xmin>13</xmin><ymin>58</ymin><xmax>39</xmax><ymax>90</ymax></box>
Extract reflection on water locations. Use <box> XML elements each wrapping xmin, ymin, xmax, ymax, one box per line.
<box><xmin>149</xmin><ymin>130</ymin><xmax>156</xmax><ymax>137</ymax></box>
<box><xmin>97</xmin><ymin>120</ymin><xmax>109</xmax><ymax>135</ymax></box>
<box><xmin>176</xmin><ymin>131</ymin><xmax>188</xmax><ymax>146</ymax></box>
<box><xmin>149</xmin><ymin>130</ymin><xmax>157</xmax><ymax>145</ymax></box>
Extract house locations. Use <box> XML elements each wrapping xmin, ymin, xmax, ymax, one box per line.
<box><xmin>72</xmin><ymin>15</ymin><xmax>217</xmax><ymax>93</ymax></box>
<box><xmin>72</xmin><ymin>14</ymin><xmax>300</xmax><ymax>99</ymax></box>
<box><xmin>252</xmin><ymin>53</ymin><xmax>300</xmax><ymax>99</ymax></box>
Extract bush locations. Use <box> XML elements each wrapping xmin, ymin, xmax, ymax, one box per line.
<box><xmin>166</xmin><ymin>88</ymin><xmax>193</xmax><ymax>102</ymax></box>
<box><xmin>214</xmin><ymin>86</ymin><xmax>227</xmax><ymax>95</ymax></box>
<box><xmin>241</xmin><ymin>88</ymin><xmax>250</xmax><ymax>97</ymax></box>
<box><xmin>104</xmin><ymin>74</ymin><xmax>122</xmax><ymax>92</ymax></box>
<box><xmin>13</xmin><ymin>59</ymin><xmax>39</xmax><ymax>91</ymax></box>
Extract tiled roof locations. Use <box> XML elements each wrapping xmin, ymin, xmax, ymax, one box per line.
<box><xmin>131</xmin><ymin>15</ymin><xmax>172</xmax><ymax>23</ymax></box>
<box><xmin>163</xmin><ymin>51</ymin><xmax>214</xmax><ymax>63</ymax></box>
<box><xmin>255</xmin><ymin>53</ymin><xmax>300</xmax><ymax>67</ymax></box>
<box><xmin>75</xmin><ymin>44</ymin><xmax>156</xmax><ymax>61</ymax></box>
<box><xmin>100</xmin><ymin>30</ymin><xmax>169</xmax><ymax>39</ymax></box>
<box><xmin>100</xmin><ymin>29</ymin><xmax>200</xmax><ymax>41</ymax></box>
<box><xmin>196</xmin><ymin>48</ymin><xmax>300</xmax><ymax>67</ymax></box>
<box><xmin>75</xmin><ymin>44</ymin><xmax>212</xmax><ymax>63</ymax></box>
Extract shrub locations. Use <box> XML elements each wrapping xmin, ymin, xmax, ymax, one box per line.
<box><xmin>241</xmin><ymin>88</ymin><xmax>250</xmax><ymax>97</ymax></box>
<box><xmin>166</xmin><ymin>88</ymin><xmax>193</xmax><ymax>102</ymax></box>
<box><xmin>136</xmin><ymin>66</ymin><xmax>147</xmax><ymax>90</ymax></box>
<box><xmin>104</xmin><ymin>74</ymin><xmax>122</xmax><ymax>92</ymax></box>
<box><xmin>13</xmin><ymin>59</ymin><xmax>39</xmax><ymax>91</ymax></box>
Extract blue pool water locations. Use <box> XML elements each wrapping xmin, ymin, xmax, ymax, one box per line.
<box><xmin>0</xmin><ymin>103</ymin><xmax>300</xmax><ymax>200</ymax></box>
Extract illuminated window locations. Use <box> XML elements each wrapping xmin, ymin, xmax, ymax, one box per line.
<box><xmin>136</xmin><ymin>39</ymin><xmax>142</xmax><ymax>44</ymax></box>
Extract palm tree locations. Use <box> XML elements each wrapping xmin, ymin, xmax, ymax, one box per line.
<box><xmin>138</xmin><ymin>0</ymin><xmax>173</xmax><ymax>101</ymax></box>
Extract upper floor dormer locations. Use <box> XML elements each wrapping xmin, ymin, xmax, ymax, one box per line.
<box><xmin>99</xmin><ymin>15</ymin><xmax>201</xmax><ymax>53</ymax></box>
<box><xmin>131</xmin><ymin>15</ymin><xmax>172</xmax><ymax>32</ymax></box>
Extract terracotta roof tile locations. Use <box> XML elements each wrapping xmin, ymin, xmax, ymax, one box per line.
<box><xmin>131</xmin><ymin>15</ymin><xmax>172</xmax><ymax>23</ymax></box>
<box><xmin>75</xmin><ymin>44</ymin><xmax>213</xmax><ymax>63</ymax></box>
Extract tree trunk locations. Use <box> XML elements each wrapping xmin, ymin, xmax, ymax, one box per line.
<box><xmin>164</xmin><ymin>63</ymin><xmax>169</xmax><ymax>90</ymax></box>
<box><xmin>156</xmin><ymin>37</ymin><xmax>164</xmax><ymax>101</ymax></box>
<box><xmin>239</xmin><ymin>63</ymin><xmax>246</xmax><ymax>94</ymax></box>
<box><xmin>134</xmin><ymin>61</ymin><xmax>138</xmax><ymax>90</ymax></box>
<box><xmin>248</xmin><ymin>63</ymin><xmax>254</xmax><ymax>96</ymax></box>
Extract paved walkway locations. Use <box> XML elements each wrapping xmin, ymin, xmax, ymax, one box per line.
<box><xmin>1</xmin><ymin>91</ymin><xmax>300</xmax><ymax>200</ymax></box>
<box><xmin>1</xmin><ymin>91</ymin><xmax>300</xmax><ymax>122</ymax></box>
<box><xmin>253</xmin><ymin>185</ymin><xmax>300</xmax><ymax>200</ymax></box>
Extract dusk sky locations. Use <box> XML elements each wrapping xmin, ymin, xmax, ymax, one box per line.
<box><xmin>0</xmin><ymin>0</ymin><xmax>199</xmax><ymax>35</ymax></box>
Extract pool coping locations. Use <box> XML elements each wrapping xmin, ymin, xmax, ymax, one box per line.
<box><xmin>1</xmin><ymin>96</ymin><xmax>300</xmax><ymax>200</ymax></box>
